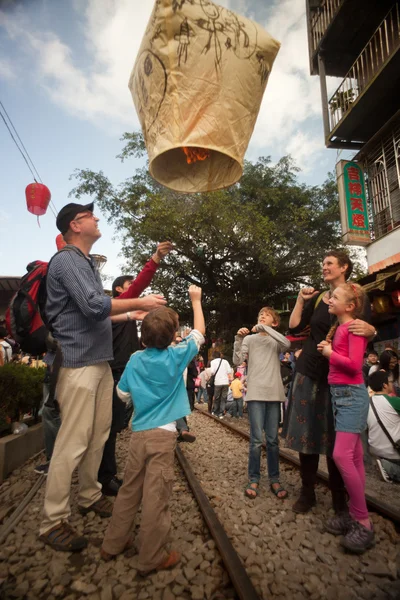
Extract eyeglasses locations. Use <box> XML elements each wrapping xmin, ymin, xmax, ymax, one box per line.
<box><xmin>74</xmin><ymin>213</ymin><xmax>97</xmax><ymax>222</ymax></box>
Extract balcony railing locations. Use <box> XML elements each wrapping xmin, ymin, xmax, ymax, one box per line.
<box><xmin>310</xmin><ymin>0</ymin><xmax>342</xmax><ymax>55</ymax></box>
<box><xmin>328</xmin><ymin>4</ymin><xmax>400</xmax><ymax>133</ymax></box>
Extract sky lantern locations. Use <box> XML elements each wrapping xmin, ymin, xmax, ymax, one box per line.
<box><xmin>25</xmin><ymin>182</ymin><xmax>51</xmax><ymax>216</ymax></box>
<box><xmin>56</xmin><ymin>234</ymin><xmax>66</xmax><ymax>250</ymax></box>
<box><xmin>129</xmin><ymin>0</ymin><xmax>280</xmax><ymax>193</ymax></box>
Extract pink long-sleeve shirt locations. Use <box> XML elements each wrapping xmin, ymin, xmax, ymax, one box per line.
<box><xmin>328</xmin><ymin>321</ymin><xmax>368</xmax><ymax>385</ymax></box>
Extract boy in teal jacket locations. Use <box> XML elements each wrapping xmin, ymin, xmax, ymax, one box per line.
<box><xmin>101</xmin><ymin>286</ymin><xmax>205</xmax><ymax>573</ymax></box>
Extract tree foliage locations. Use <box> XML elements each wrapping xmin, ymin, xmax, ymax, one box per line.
<box><xmin>70</xmin><ymin>132</ymin><xmax>345</xmax><ymax>339</ymax></box>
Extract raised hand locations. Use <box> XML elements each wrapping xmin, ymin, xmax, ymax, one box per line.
<box><xmin>189</xmin><ymin>285</ymin><xmax>202</xmax><ymax>302</ymax></box>
<box><xmin>155</xmin><ymin>241</ymin><xmax>174</xmax><ymax>260</ymax></box>
<box><xmin>299</xmin><ymin>287</ymin><xmax>320</xmax><ymax>302</ymax></box>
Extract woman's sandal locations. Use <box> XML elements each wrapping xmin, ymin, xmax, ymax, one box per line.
<box><xmin>244</xmin><ymin>482</ymin><xmax>259</xmax><ymax>499</ymax></box>
<box><xmin>270</xmin><ymin>483</ymin><xmax>288</xmax><ymax>500</ymax></box>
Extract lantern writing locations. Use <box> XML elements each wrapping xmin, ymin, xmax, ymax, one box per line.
<box><xmin>129</xmin><ymin>0</ymin><xmax>280</xmax><ymax>193</ymax></box>
<box><xmin>25</xmin><ymin>183</ymin><xmax>51</xmax><ymax>216</ymax></box>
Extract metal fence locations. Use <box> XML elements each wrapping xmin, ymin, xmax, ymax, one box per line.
<box><xmin>309</xmin><ymin>0</ymin><xmax>342</xmax><ymax>54</ymax></box>
<box><xmin>328</xmin><ymin>3</ymin><xmax>400</xmax><ymax>132</ymax></box>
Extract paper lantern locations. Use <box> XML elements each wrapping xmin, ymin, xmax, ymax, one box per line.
<box><xmin>56</xmin><ymin>234</ymin><xmax>66</xmax><ymax>250</ymax></box>
<box><xmin>25</xmin><ymin>183</ymin><xmax>51</xmax><ymax>216</ymax></box>
<box><xmin>373</xmin><ymin>296</ymin><xmax>390</xmax><ymax>314</ymax></box>
<box><xmin>391</xmin><ymin>290</ymin><xmax>400</xmax><ymax>308</ymax></box>
<box><xmin>129</xmin><ymin>0</ymin><xmax>280</xmax><ymax>193</ymax></box>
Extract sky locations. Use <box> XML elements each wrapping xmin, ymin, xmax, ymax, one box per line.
<box><xmin>0</xmin><ymin>0</ymin><xmax>352</xmax><ymax>281</ymax></box>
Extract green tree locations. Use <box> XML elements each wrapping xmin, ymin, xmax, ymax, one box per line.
<box><xmin>70</xmin><ymin>132</ymin><xmax>344</xmax><ymax>340</ymax></box>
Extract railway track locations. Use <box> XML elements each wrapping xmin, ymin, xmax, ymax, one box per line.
<box><xmin>0</xmin><ymin>412</ymin><xmax>399</xmax><ymax>600</ymax></box>
<box><xmin>0</xmin><ymin>431</ymin><xmax>257</xmax><ymax>600</ymax></box>
<box><xmin>194</xmin><ymin>407</ymin><xmax>400</xmax><ymax>528</ymax></box>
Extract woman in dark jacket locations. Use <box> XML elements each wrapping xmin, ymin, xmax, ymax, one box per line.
<box><xmin>283</xmin><ymin>251</ymin><xmax>375</xmax><ymax>514</ymax></box>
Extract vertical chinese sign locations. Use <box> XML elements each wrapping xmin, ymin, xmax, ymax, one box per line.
<box><xmin>336</xmin><ymin>160</ymin><xmax>370</xmax><ymax>246</ymax></box>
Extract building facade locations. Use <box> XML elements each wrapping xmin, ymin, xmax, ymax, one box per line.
<box><xmin>306</xmin><ymin>0</ymin><xmax>400</xmax><ymax>349</ymax></box>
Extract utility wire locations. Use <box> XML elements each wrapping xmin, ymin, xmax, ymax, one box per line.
<box><xmin>0</xmin><ymin>100</ymin><xmax>42</xmax><ymax>183</ymax></box>
<box><xmin>0</xmin><ymin>100</ymin><xmax>58</xmax><ymax>218</ymax></box>
<box><xmin>0</xmin><ymin>109</ymin><xmax>38</xmax><ymax>183</ymax></box>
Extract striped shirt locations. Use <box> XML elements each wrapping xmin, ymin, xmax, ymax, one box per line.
<box><xmin>46</xmin><ymin>246</ymin><xmax>113</xmax><ymax>368</ymax></box>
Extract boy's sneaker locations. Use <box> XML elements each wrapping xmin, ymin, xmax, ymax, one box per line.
<box><xmin>376</xmin><ymin>459</ymin><xmax>392</xmax><ymax>483</ymax></box>
<box><xmin>340</xmin><ymin>520</ymin><xmax>376</xmax><ymax>554</ymax></box>
<box><xmin>324</xmin><ymin>512</ymin><xmax>353</xmax><ymax>536</ymax></box>
<box><xmin>34</xmin><ymin>462</ymin><xmax>49</xmax><ymax>476</ymax></box>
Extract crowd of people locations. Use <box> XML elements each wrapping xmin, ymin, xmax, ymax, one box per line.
<box><xmin>1</xmin><ymin>202</ymin><xmax>399</xmax><ymax>567</ymax></box>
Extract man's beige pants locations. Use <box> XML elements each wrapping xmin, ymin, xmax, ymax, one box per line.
<box><xmin>40</xmin><ymin>362</ymin><xmax>113</xmax><ymax>535</ymax></box>
<box><xmin>102</xmin><ymin>428</ymin><xmax>176</xmax><ymax>572</ymax></box>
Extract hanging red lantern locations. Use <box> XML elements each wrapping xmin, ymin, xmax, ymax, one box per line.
<box><xmin>56</xmin><ymin>234</ymin><xmax>66</xmax><ymax>250</ymax></box>
<box><xmin>25</xmin><ymin>183</ymin><xmax>51</xmax><ymax>216</ymax></box>
<box><xmin>391</xmin><ymin>290</ymin><xmax>400</xmax><ymax>308</ymax></box>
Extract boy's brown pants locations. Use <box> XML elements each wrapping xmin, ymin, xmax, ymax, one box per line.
<box><xmin>102</xmin><ymin>428</ymin><xmax>176</xmax><ymax>572</ymax></box>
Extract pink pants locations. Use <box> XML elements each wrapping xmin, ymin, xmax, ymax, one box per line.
<box><xmin>332</xmin><ymin>432</ymin><xmax>369</xmax><ymax>521</ymax></box>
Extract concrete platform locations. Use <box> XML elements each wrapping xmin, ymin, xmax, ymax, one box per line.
<box><xmin>0</xmin><ymin>423</ymin><xmax>44</xmax><ymax>484</ymax></box>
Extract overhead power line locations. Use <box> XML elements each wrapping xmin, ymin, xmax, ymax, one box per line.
<box><xmin>0</xmin><ymin>100</ymin><xmax>58</xmax><ymax>219</ymax></box>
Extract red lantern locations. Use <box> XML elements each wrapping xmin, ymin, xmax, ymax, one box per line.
<box><xmin>392</xmin><ymin>290</ymin><xmax>400</xmax><ymax>308</ymax></box>
<box><xmin>56</xmin><ymin>234</ymin><xmax>66</xmax><ymax>250</ymax></box>
<box><xmin>25</xmin><ymin>183</ymin><xmax>51</xmax><ymax>216</ymax></box>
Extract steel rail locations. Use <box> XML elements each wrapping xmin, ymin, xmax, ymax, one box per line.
<box><xmin>0</xmin><ymin>475</ymin><xmax>46</xmax><ymax>544</ymax></box>
<box><xmin>175</xmin><ymin>446</ymin><xmax>261</xmax><ymax>600</ymax></box>
<box><xmin>195</xmin><ymin>408</ymin><xmax>400</xmax><ymax>528</ymax></box>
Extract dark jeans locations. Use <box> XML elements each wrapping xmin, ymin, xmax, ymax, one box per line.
<box><xmin>381</xmin><ymin>458</ymin><xmax>400</xmax><ymax>482</ymax></box>
<box><xmin>98</xmin><ymin>371</ymin><xmax>130</xmax><ymax>486</ymax></box>
<box><xmin>207</xmin><ymin>386</ymin><xmax>214</xmax><ymax>413</ymax></box>
<box><xmin>248</xmin><ymin>401</ymin><xmax>281</xmax><ymax>484</ymax></box>
<box><xmin>231</xmin><ymin>397</ymin><xmax>244</xmax><ymax>418</ymax></box>
<box><xmin>187</xmin><ymin>387</ymin><xmax>195</xmax><ymax>412</ymax></box>
<box><xmin>213</xmin><ymin>385</ymin><xmax>228</xmax><ymax>416</ymax></box>
<box><xmin>41</xmin><ymin>384</ymin><xmax>61</xmax><ymax>462</ymax></box>
<box><xmin>176</xmin><ymin>417</ymin><xmax>189</xmax><ymax>432</ymax></box>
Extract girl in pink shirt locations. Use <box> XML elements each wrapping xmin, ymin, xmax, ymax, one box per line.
<box><xmin>318</xmin><ymin>283</ymin><xmax>374</xmax><ymax>554</ymax></box>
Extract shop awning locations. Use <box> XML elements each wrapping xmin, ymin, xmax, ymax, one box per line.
<box><xmin>359</xmin><ymin>265</ymin><xmax>400</xmax><ymax>292</ymax></box>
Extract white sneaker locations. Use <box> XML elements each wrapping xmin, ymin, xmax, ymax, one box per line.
<box><xmin>376</xmin><ymin>459</ymin><xmax>392</xmax><ymax>483</ymax></box>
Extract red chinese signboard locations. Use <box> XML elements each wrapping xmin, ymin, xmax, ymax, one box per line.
<box><xmin>336</xmin><ymin>160</ymin><xmax>370</xmax><ymax>246</ymax></box>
